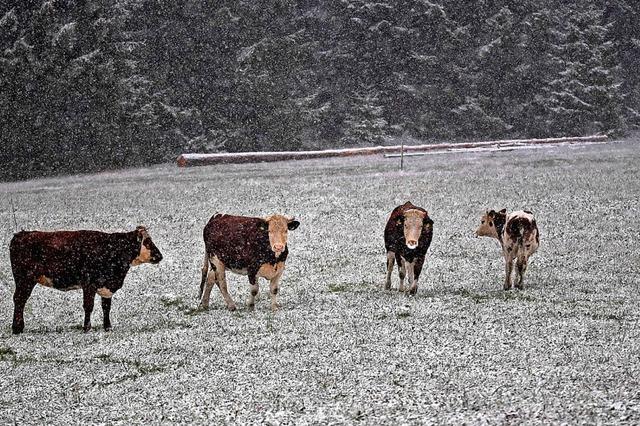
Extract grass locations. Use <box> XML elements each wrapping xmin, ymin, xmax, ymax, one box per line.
<box><xmin>455</xmin><ymin>288</ymin><xmax>537</xmax><ymax>302</ymax></box>
<box><xmin>0</xmin><ymin>347</ymin><xmax>16</xmax><ymax>361</ymax></box>
<box><xmin>0</xmin><ymin>139</ymin><xmax>639</xmax><ymax>424</ymax></box>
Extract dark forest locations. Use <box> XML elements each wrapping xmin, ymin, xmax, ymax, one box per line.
<box><xmin>1</xmin><ymin>0</ymin><xmax>639</xmax><ymax>180</ymax></box>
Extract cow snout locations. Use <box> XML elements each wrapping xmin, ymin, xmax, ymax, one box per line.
<box><xmin>151</xmin><ymin>252</ymin><xmax>163</xmax><ymax>264</ymax></box>
<box><xmin>272</xmin><ymin>244</ymin><xmax>285</xmax><ymax>253</ymax></box>
<box><xmin>406</xmin><ymin>240</ymin><xmax>418</xmax><ymax>249</ymax></box>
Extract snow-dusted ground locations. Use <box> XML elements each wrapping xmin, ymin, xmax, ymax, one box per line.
<box><xmin>0</xmin><ymin>140</ymin><xmax>639</xmax><ymax>424</ymax></box>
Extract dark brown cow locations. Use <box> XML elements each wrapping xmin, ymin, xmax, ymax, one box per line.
<box><xmin>475</xmin><ymin>209</ymin><xmax>540</xmax><ymax>290</ymax></box>
<box><xmin>199</xmin><ymin>213</ymin><xmax>300</xmax><ymax>311</ymax></box>
<box><xmin>384</xmin><ymin>202</ymin><xmax>434</xmax><ymax>294</ymax></box>
<box><xmin>9</xmin><ymin>226</ymin><xmax>162</xmax><ymax>334</ymax></box>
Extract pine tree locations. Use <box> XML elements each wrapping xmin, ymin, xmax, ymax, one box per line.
<box><xmin>546</xmin><ymin>4</ymin><xmax>625</xmax><ymax>136</ymax></box>
<box><xmin>341</xmin><ymin>90</ymin><xmax>387</xmax><ymax>146</ymax></box>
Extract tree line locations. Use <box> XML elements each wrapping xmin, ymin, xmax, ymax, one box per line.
<box><xmin>1</xmin><ymin>0</ymin><xmax>638</xmax><ymax>180</ymax></box>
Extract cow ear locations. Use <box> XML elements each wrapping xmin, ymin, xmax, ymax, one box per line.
<box><xmin>499</xmin><ymin>208</ymin><xmax>507</xmax><ymax>214</ymax></box>
<box><xmin>287</xmin><ymin>220</ymin><xmax>300</xmax><ymax>231</ymax></box>
<box><xmin>257</xmin><ymin>221</ymin><xmax>268</xmax><ymax>232</ymax></box>
<box><xmin>135</xmin><ymin>226</ymin><xmax>147</xmax><ymax>242</ymax></box>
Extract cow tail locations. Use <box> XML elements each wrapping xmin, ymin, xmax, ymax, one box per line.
<box><xmin>199</xmin><ymin>251</ymin><xmax>209</xmax><ymax>299</ymax></box>
<box><xmin>518</xmin><ymin>223</ymin><xmax>524</xmax><ymax>245</ymax></box>
<box><xmin>508</xmin><ymin>218</ymin><xmax>525</xmax><ymax>246</ymax></box>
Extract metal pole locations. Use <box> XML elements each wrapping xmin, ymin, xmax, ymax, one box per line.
<box><xmin>400</xmin><ymin>140</ymin><xmax>404</xmax><ymax>171</ymax></box>
<box><xmin>10</xmin><ymin>196</ymin><xmax>18</xmax><ymax>231</ymax></box>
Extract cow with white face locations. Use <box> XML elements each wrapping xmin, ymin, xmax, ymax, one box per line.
<box><xmin>476</xmin><ymin>209</ymin><xmax>540</xmax><ymax>290</ymax></box>
<box><xmin>384</xmin><ymin>202</ymin><xmax>434</xmax><ymax>294</ymax></box>
<box><xmin>199</xmin><ymin>213</ymin><xmax>300</xmax><ymax>311</ymax></box>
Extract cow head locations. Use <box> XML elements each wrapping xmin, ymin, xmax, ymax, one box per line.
<box><xmin>132</xmin><ymin>226</ymin><xmax>163</xmax><ymax>265</ymax></box>
<box><xmin>398</xmin><ymin>209</ymin><xmax>432</xmax><ymax>249</ymax></box>
<box><xmin>258</xmin><ymin>215</ymin><xmax>300</xmax><ymax>257</ymax></box>
<box><xmin>475</xmin><ymin>209</ymin><xmax>506</xmax><ymax>239</ymax></box>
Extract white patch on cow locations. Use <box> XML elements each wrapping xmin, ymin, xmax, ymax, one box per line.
<box><xmin>97</xmin><ymin>287</ymin><xmax>113</xmax><ymax>298</ymax></box>
<box><xmin>229</xmin><ymin>268</ymin><xmax>249</xmax><ymax>275</ymax></box>
<box><xmin>403</xmin><ymin>209</ymin><xmax>426</xmax><ymax>249</ymax></box>
<box><xmin>36</xmin><ymin>275</ymin><xmax>53</xmax><ymax>287</ymax></box>
<box><xmin>257</xmin><ymin>262</ymin><xmax>285</xmax><ymax>280</ymax></box>
<box><xmin>60</xmin><ymin>285</ymin><xmax>82</xmax><ymax>291</ymax></box>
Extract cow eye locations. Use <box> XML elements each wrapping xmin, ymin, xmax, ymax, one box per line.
<box><xmin>481</xmin><ymin>220</ymin><xmax>485</xmax><ymax>224</ymax></box>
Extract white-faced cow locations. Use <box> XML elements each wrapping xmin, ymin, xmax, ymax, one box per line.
<box><xmin>9</xmin><ymin>226</ymin><xmax>162</xmax><ymax>334</ymax></box>
<box><xmin>199</xmin><ymin>213</ymin><xmax>300</xmax><ymax>311</ymax></box>
<box><xmin>384</xmin><ymin>202</ymin><xmax>434</xmax><ymax>294</ymax></box>
<box><xmin>475</xmin><ymin>209</ymin><xmax>540</xmax><ymax>290</ymax></box>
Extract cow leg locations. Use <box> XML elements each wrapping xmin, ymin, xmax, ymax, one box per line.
<box><xmin>12</xmin><ymin>280</ymin><xmax>36</xmax><ymax>335</ymax></box>
<box><xmin>102</xmin><ymin>297</ymin><xmax>112</xmax><ymax>331</ymax></box>
<box><xmin>503</xmin><ymin>252</ymin><xmax>515</xmax><ymax>291</ymax></box>
<box><xmin>247</xmin><ymin>274</ymin><xmax>259</xmax><ymax>310</ymax></box>
<box><xmin>213</xmin><ymin>261</ymin><xmax>236</xmax><ymax>311</ymax></box>
<box><xmin>405</xmin><ymin>260</ymin><xmax>415</xmax><ymax>295</ymax></box>
<box><xmin>408</xmin><ymin>256</ymin><xmax>425</xmax><ymax>295</ymax></box>
<box><xmin>396</xmin><ymin>254</ymin><xmax>406</xmax><ymax>292</ymax></box>
<box><xmin>83</xmin><ymin>288</ymin><xmax>96</xmax><ymax>332</ymax></box>
<box><xmin>384</xmin><ymin>251</ymin><xmax>395</xmax><ymax>290</ymax></box>
<box><xmin>199</xmin><ymin>255</ymin><xmax>220</xmax><ymax>308</ymax></box>
<box><xmin>199</xmin><ymin>269</ymin><xmax>217</xmax><ymax>308</ymax></box>
<box><xmin>199</xmin><ymin>251</ymin><xmax>209</xmax><ymax>300</ymax></box>
<box><xmin>515</xmin><ymin>255</ymin><xmax>528</xmax><ymax>290</ymax></box>
<box><xmin>269</xmin><ymin>270</ymin><xmax>284</xmax><ymax>311</ymax></box>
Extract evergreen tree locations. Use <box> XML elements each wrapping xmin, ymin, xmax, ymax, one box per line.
<box><xmin>545</xmin><ymin>4</ymin><xmax>625</xmax><ymax>136</ymax></box>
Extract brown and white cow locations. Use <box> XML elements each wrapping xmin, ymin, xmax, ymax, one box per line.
<box><xmin>199</xmin><ymin>213</ymin><xmax>300</xmax><ymax>311</ymax></box>
<box><xmin>384</xmin><ymin>202</ymin><xmax>434</xmax><ymax>294</ymax></box>
<box><xmin>9</xmin><ymin>226</ymin><xmax>162</xmax><ymax>334</ymax></box>
<box><xmin>475</xmin><ymin>209</ymin><xmax>540</xmax><ymax>290</ymax></box>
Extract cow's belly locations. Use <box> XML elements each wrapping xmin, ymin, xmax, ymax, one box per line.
<box><xmin>257</xmin><ymin>262</ymin><xmax>285</xmax><ymax>280</ymax></box>
<box><xmin>210</xmin><ymin>254</ymin><xmax>248</xmax><ymax>275</ymax></box>
<box><xmin>36</xmin><ymin>275</ymin><xmax>82</xmax><ymax>291</ymax></box>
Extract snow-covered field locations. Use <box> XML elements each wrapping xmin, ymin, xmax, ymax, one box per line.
<box><xmin>0</xmin><ymin>140</ymin><xmax>639</xmax><ymax>424</ymax></box>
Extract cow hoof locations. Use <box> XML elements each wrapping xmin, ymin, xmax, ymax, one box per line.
<box><xmin>408</xmin><ymin>288</ymin><xmax>417</xmax><ymax>296</ymax></box>
<box><xmin>247</xmin><ymin>303</ymin><xmax>255</xmax><ymax>311</ymax></box>
<box><xmin>104</xmin><ymin>326</ymin><xmax>112</xmax><ymax>332</ymax></box>
<box><xmin>271</xmin><ymin>304</ymin><xmax>280</xmax><ymax>312</ymax></box>
<box><xmin>227</xmin><ymin>305</ymin><xmax>237</xmax><ymax>312</ymax></box>
<box><xmin>83</xmin><ymin>326</ymin><xmax>92</xmax><ymax>333</ymax></box>
<box><xmin>12</xmin><ymin>327</ymin><xmax>23</xmax><ymax>335</ymax></box>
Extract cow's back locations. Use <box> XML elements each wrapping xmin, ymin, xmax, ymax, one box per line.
<box><xmin>204</xmin><ymin>214</ymin><xmax>277</xmax><ymax>270</ymax></box>
<box><xmin>10</xmin><ymin>230</ymin><xmax>130</xmax><ymax>289</ymax></box>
